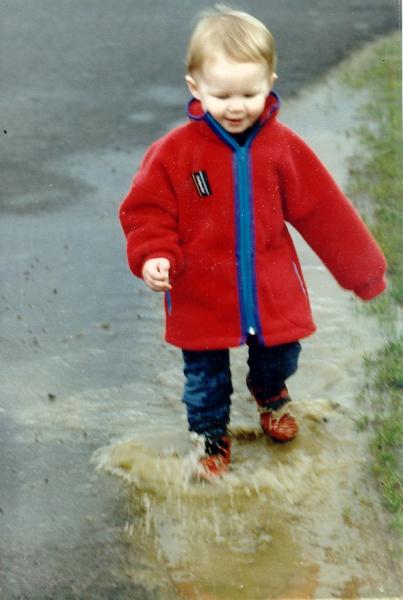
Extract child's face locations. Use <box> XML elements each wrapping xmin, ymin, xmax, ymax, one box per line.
<box><xmin>186</xmin><ymin>52</ymin><xmax>275</xmax><ymax>133</ymax></box>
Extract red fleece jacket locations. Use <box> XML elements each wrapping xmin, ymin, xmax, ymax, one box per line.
<box><xmin>119</xmin><ymin>93</ymin><xmax>387</xmax><ymax>350</ymax></box>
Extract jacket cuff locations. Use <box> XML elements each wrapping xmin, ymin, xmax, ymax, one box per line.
<box><xmin>354</xmin><ymin>275</ymin><xmax>387</xmax><ymax>301</ymax></box>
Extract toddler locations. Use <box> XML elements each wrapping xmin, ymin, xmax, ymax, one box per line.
<box><xmin>119</xmin><ymin>6</ymin><xmax>387</xmax><ymax>479</ymax></box>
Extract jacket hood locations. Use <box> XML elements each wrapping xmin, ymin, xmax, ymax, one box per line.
<box><xmin>186</xmin><ymin>90</ymin><xmax>281</xmax><ymax>128</ymax></box>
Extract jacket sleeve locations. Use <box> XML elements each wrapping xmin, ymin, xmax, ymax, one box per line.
<box><xmin>119</xmin><ymin>141</ymin><xmax>185</xmax><ymax>280</ymax></box>
<box><xmin>280</xmin><ymin>128</ymin><xmax>387</xmax><ymax>300</ymax></box>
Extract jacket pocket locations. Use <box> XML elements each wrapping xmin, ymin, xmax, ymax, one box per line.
<box><xmin>263</xmin><ymin>250</ymin><xmax>312</xmax><ymax>329</ymax></box>
<box><xmin>292</xmin><ymin>261</ymin><xmax>308</xmax><ymax>297</ymax></box>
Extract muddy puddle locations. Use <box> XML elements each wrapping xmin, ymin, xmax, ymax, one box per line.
<box><xmin>93</xmin><ymin>400</ymin><xmax>371</xmax><ymax>598</ymax></box>
<box><xmin>92</xmin><ymin>76</ymin><xmax>400</xmax><ymax>599</ymax></box>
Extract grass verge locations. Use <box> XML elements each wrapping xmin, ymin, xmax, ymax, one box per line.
<box><xmin>344</xmin><ymin>32</ymin><xmax>402</xmax><ymax>539</ymax></box>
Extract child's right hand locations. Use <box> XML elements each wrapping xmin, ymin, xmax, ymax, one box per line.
<box><xmin>142</xmin><ymin>257</ymin><xmax>172</xmax><ymax>292</ymax></box>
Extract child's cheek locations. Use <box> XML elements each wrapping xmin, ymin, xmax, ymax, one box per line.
<box><xmin>207</xmin><ymin>98</ymin><xmax>222</xmax><ymax>117</ymax></box>
<box><xmin>254</xmin><ymin>96</ymin><xmax>267</xmax><ymax>117</ymax></box>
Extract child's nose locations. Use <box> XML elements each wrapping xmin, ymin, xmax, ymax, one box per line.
<box><xmin>228</xmin><ymin>97</ymin><xmax>244</xmax><ymax>112</ymax></box>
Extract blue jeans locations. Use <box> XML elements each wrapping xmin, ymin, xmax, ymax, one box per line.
<box><xmin>182</xmin><ymin>337</ymin><xmax>301</xmax><ymax>437</ymax></box>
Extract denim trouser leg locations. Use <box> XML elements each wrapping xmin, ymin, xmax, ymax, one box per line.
<box><xmin>247</xmin><ymin>337</ymin><xmax>301</xmax><ymax>400</ymax></box>
<box><xmin>182</xmin><ymin>349</ymin><xmax>233</xmax><ymax>437</ymax></box>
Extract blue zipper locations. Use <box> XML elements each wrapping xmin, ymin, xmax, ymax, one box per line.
<box><xmin>235</xmin><ymin>147</ymin><xmax>259</xmax><ymax>338</ymax></box>
<box><xmin>204</xmin><ymin>114</ymin><xmax>262</xmax><ymax>341</ymax></box>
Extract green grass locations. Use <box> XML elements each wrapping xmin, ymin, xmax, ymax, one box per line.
<box><xmin>345</xmin><ymin>32</ymin><xmax>402</xmax><ymax>535</ymax></box>
<box><xmin>364</xmin><ymin>341</ymin><xmax>403</xmax><ymax>519</ymax></box>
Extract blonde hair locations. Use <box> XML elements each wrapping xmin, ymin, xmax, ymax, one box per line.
<box><xmin>186</xmin><ymin>5</ymin><xmax>277</xmax><ymax>76</ymax></box>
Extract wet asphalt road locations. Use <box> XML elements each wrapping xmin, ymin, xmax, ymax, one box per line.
<box><xmin>0</xmin><ymin>0</ymin><xmax>400</xmax><ymax>207</ymax></box>
<box><xmin>0</xmin><ymin>1</ymin><xmax>400</xmax><ymax>598</ymax></box>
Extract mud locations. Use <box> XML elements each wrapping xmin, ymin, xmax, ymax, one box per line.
<box><xmin>95</xmin><ymin>399</ymin><xmax>395</xmax><ymax>599</ymax></box>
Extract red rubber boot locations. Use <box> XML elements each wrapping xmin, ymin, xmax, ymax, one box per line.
<box><xmin>196</xmin><ymin>434</ymin><xmax>231</xmax><ymax>480</ymax></box>
<box><xmin>246</xmin><ymin>377</ymin><xmax>298</xmax><ymax>443</ymax></box>
<box><xmin>259</xmin><ymin>408</ymin><xmax>298</xmax><ymax>442</ymax></box>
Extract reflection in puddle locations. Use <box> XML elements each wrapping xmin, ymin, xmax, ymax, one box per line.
<box><xmin>94</xmin><ymin>398</ymin><xmax>396</xmax><ymax>598</ymax></box>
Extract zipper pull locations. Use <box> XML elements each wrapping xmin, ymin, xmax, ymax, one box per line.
<box><xmin>165</xmin><ymin>290</ymin><xmax>172</xmax><ymax>316</ymax></box>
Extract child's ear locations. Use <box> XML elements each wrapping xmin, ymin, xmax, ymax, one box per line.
<box><xmin>269</xmin><ymin>72</ymin><xmax>278</xmax><ymax>89</ymax></box>
<box><xmin>185</xmin><ymin>74</ymin><xmax>201</xmax><ymax>99</ymax></box>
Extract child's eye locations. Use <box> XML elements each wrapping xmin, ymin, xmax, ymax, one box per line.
<box><xmin>244</xmin><ymin>93</ymin><xmax>256</xmax><ymax>98</ymax></box>
<box><xmin>214</xmin><ymin>94</ymin><xmax>229</xmax><ymax>100</ymax></box>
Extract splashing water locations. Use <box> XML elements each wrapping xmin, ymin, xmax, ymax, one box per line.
<box><xmin>93</xmin><ymin>396</ymin><xmax>398</xmax><ymax>599</ymax></box>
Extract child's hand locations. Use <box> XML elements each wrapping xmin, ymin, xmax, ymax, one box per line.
<box><xmin>142</xmin><ymin>258</ymin><xmax>172</xmax><ymax>292</ymax></box>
